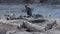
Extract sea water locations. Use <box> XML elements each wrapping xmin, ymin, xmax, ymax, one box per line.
<box><xmin>0</xmin><ymin>4</ymin><xmax>60</xmax><ymax>18</ymax></box>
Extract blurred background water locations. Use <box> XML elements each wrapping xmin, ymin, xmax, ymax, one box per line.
<box><xmin>0</xmin><ymin>4</ymin><xmax>60</xmax><ymax>18</ymax></box>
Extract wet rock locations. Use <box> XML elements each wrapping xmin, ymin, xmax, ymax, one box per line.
<box><xmin>6</xmin><ymin>30</ymin><xmax>16</xmax><ymax>34</ymax></box>
<box><xmin>6</xmin><ymin>31</ymin><xmax>45</xmax><ymax>34</ymax></box>
<box><xmin>29</xmin><ymin>19</ymin><xmax>45</xmax><ymax>23</ymax></box>
<box><xmin>0</xmin><ymin>29</ymin><xmax>7</xmax><ymax>34</ymax></box>
<box><xmin>33</xmin><ymin>14</ymin><xmax>43</xmax><ymax>18</ymax></box>
<box><xmin>44</xmin><ymin>20</ymin><xmax>57</xmax><ymax>31</ymax></box>
<box><xmin>45</xmin><ymin>29</ymin><xmax>60</xmax><ymax>34</ymax></box>
<box><xmin>22</xmin><ymin>21</ymin><xmax>45</xmax><ymax>32</ymax></box>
